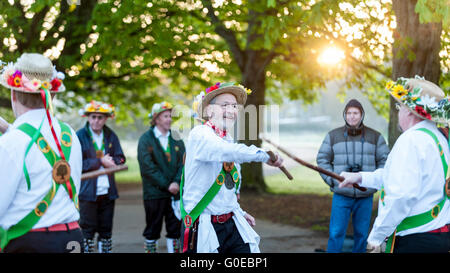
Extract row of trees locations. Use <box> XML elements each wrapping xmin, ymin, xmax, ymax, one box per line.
<box><xmin>0</xmin><ymin>0</ymin><xmax>448</xmax><ymax>191</ymax></box>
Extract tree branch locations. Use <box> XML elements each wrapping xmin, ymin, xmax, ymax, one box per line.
<box><xmin>18</xmin><ymin>6</ymin><xmax>50</xmax><ymax>51</ymax></box>
<box><xmin>348</xmin><ymin>55</ymin><xmax>390</xmax><ymax>78</ymax></box>
<box><xmin>201</xmin><ymin>0</ymin><xmax>245</xmax><ymax>71</ymax></box>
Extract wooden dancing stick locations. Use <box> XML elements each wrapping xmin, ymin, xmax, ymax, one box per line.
<box><xmin>261</xmin><ymin>137</ymin><xmax>367</xmax><ymax>192</ymax></box>
<box><xmin>81</xmin><ymin>164</ymin><xmax>128</xmax><ymax>181</ymax></box>
<box><xmin>266</xmin><ymin>150</ymin><xmax>294</xmax><ymax>180</ymax></box>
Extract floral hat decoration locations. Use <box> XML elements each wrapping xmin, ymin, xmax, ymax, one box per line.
<box><xmin>193</xmin><ymin>82</ymin><xmax>252</xmax><ymax>118</ymax></box>
<box><xmin>386</xmin><ymin>75</ymin><xmax>450</xmax><ymax>125</ymax></box>
<box><xmin>149</xmin><ymin>101</ymin><xmax>173</xmax><ymax>125</ymax></box>
<box><xmin>79</xmin><ymin>100</ymin><xmax>116</xmax><ymax>118</ymax></box>
<box><xmin>0</xmin><ymin>53</ymin><xmax>65</xmax><ymax>93</ymax></box>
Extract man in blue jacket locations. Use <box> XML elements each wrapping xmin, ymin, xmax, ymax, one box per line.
<box><xmin>77</xmin><ymin>101</ymin><xmax>126</xmax><ymax>253</ymax></box>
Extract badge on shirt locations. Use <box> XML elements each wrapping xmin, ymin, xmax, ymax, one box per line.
<box><xmin>96</xmin><ymin>150</ymin><xmax>104</xmax><ymax>158</ymax></box>
<box><xmin>52</xmin><ymin>160</ymin><xmax>71</xmax><ymax>184</ymax></box>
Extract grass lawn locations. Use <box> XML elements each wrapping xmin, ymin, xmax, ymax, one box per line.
<box><xmin>264</xmin><ymin>165</ymin><xmax>332</xmax><ymax>196</ymax></box>
<box><xmin>115</xmin><ymin>156</ymin><xmax>332</xmax><ymax>196</ymax></box>
<box><xmin>115</xmin><ymin>157</ymin><xmax>141</xmax><ymax>183</ymax></box>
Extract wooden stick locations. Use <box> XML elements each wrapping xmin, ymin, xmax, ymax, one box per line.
<box><xmin>81</xmin><ymin>164</ymin><xmax>128</xmax><ymax>181</ymax></box>
<box><xmin>261</xmin><ymin>137</ymin><xmax>367</xmax><ymax>192</ymax></box>
<box><xmin>266</xmin><ymin>150</ymin><xmax>293</xmax><ymax>180</ymax></box>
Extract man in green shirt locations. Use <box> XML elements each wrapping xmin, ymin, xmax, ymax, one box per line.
<box><xmin>137</xmin><ymin>102</ymin><xmax>185</xmax><ymax>253</ymax></box>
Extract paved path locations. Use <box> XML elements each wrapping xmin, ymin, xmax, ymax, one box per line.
<box><xmin>112</xmin><ymin>186</ymin><xmax>328</xmax><ymax>253</ymax></box>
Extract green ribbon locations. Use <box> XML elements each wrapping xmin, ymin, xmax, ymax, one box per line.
<box><xmin>180</xmin><ymin>164</ymin><xmax>240</xmax><ymax>228</ymax></box>
<box><xmin>385</xmin><ymin>128</ymin><xmax>449</xmax><ymax>253</ymax></box>
<box><xmin>22</xmin><ymin>87</ymin><xmax>52</xmax><ymax>191</ymax></box>
<box><xmin>86</xmin><ymin>127</ymin><xmax>105</xmax><ymax>152</ymax></box>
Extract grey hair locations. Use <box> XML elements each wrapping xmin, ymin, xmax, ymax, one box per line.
<box><xmin>202</xmin><ymin>97</ymin><xmax>218</xmax><ymax>121</ymax></box>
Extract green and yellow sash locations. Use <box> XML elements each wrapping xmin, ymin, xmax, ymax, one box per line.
<box><xmin>0</xmin><ymin>122</ymin><xmax>77</xmax><ymax>251</ymax></box>
<box><xmin>385</xmin><ymin>128</ymin><xmax>449</xmax><ymax>253</ymax></box>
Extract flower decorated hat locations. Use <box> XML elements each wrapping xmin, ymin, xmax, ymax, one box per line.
<box><xmin>193</xmin><ymin>82</ymin><xmax>252</xmax><ymax>118</ymax></box>
<box><xmin>80</xmin><ymin>100</ymin><xmax>115</xmax><ymax>118</ymax></box>
<box><xmin>149</xmin><ymin>101</ymin><xmax>173</xmax><ymax>125</ymax></box>
<box><xmin>0</xmin><ymin>53</ymin><xmax>65</xmax><ymax>93</ymax></box>
<box><xmin>386</xmin><ymin>76</ymin><xmax>449</xmax><ymax>124</ymax></box>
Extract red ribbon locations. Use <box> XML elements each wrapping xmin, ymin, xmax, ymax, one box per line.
<box><xmin>40</xmin><ymin>89</ymin><xmax>73</xmax><ymax>200</ymax></box>
<box><xmin>205</xmin><ymin>121</ymin><xmax>227</xmax><ymax>138</ymax></box>
<box><xmin>182</xmin><ymin>227</ymin><xmax>190</xmax><ymax>253</ymax></box>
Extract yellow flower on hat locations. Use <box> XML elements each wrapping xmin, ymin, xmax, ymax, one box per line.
<box><xmin>385</xmin><ymin>81</ymin><xmax>395</xmax><ymax>90</ymax></box>
<box><xmin>391</xmin><ymin>84</ymin><xmax>408</xmax><ymax>100</ymax></box>
<box><xmin>161</xmin><ymin>101</ymin><xmax>173</xmax><ymax>109</ymax></box>
<box><xmin>237</xmin><ymin>84</ymin><xmax>252</xmax><ymax>95</ymax></box>
<box><xmin>41</xmin><ymin>81</ymin><xmax>51</xmax><ymax>90</ymax></box>
<box><xmin>192</xmin><ymin>100</ymin><xmax>199</xmax><ymax>112</ymax></box>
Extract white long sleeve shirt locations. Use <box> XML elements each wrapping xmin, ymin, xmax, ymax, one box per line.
<box><xmin>183</xmin><ymin>124</ymin><xmax>270</xmax><ymax>252</ymax></box>
<box><xmin>89</xmin><ymin>126</ymin><xmax>109</xmax><ymax>196</ymax></box>
<box><xmin>153</xmin><ymin>126</ymin><xmax>170</xmax><ymax>150</ymax></box>
<box><xmin>360</xmin><ymin>120</ymin><xmax>450</xmax><ymax>245</ymax></box>
<box><xmin>0</xmin><ymin>109</ymin><xmax>82</xmax><ymax>231</ymax></box>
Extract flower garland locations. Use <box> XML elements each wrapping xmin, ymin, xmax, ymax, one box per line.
<box><xmin>2</xmin><ymin>62</ymin><xmax>65</xmax><ymax>92</ymax></box>
<box><xmin>149</xmin><ymin>101</ymin><xmax>173</xmax><ymax>119</ymax></box>
<box><xmin>80</xmin><ymin>100</ymin><xmax>116</xmax><ymax>117</ymax></box>
<box><xmin>192</xmin><ymin>82</ymin><xmax>252</xmax><ymax>113</ymax></box>
<box><xmin>385</xmin><ymin>75</ymin><xmax>450</xmax><ymax>123</ymax></box>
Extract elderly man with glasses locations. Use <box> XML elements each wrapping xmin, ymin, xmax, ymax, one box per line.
<box><xmin>180</xmin><ymin>82</ymin><xmax>285</xmax><ymax>253</ymax></box>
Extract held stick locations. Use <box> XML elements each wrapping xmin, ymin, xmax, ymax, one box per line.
<box><xmin>266</xmin><ymin>150</ymin><xmax>294</xmax><ymax>180</ymax></box>
<box><xmin>261</xmin><ymin>137</ymin><xmax>367</xmax><ymax>192</ymax></box>
<box><xmin>81</xmin><ymin>164</ymin><xmax>128</xmax><ymax>181</ymax></box>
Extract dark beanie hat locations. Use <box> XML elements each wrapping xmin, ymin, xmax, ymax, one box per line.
<box><xmin>344</xmin><ymin>99</ymin><xmax>364</xmax><ymax>114</ymax></box>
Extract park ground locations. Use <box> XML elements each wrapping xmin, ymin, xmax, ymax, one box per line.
<box><xmin>110</xmin><ymin>134</ymin><xmax>379</xmax><ymax>253</ymax></box>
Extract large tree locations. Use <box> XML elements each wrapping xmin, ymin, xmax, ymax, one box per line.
<box><xmin>1</xmin><ymin>0</ymin><xmax>448</xmax><ymax>191</ymax></box>
<box><xmin>388</xmin><ymin>0</ymin><xmax>449</xmax><ymax>147</ymax></box>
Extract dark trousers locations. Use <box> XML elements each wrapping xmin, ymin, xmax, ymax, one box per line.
<box><xmin>393</xmin><ymin>231</ymin><xmax>450</xmax><ymax>253</ymax></box>
<box><xmin>181</xmin><ymin>218</ymin><xmax>250</xmax><ymax>253</ymax></box>
<box><xmin>143</xmin><ymin>198</ymin><xmax>181</xmax><ymax>240</ymax></box>
<box><xmin>4</xmin><ymin>228</ymin><xmax>84</xmax><ymax>253</ymax></box>
<box><xmin>79</xmin><ymin>195</ymin><xmax>115</xmax><ymax>240</ymax></box>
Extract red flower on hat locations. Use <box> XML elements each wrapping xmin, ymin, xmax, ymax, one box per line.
<box><xmin>50</xmin><ymin>78</ymin><xmax>62</xmax><ymax>91</ymax></box>
<box><xmin>8</xmin><ymin>70</ymin><xmax>23</xmax><ymax>87</ymax></box>
<box><xmin>415</xmin><ymin>105</ymin><xmax>431</xmax><ymax>120</ymax></box>
<box><xmin>206</xmin><ymin>82</ymin><xmax>221</xmax><ymax>93</ymax></box>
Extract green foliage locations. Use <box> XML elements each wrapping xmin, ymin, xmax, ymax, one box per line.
<box><xmin>0</xmin><ymin>0</ymin><xmax>447</xmax><ymax>122</ymax></box>
<box><xmin>415</xmin><ymin>0</ymin><xmax>450</xmax><ymax>27</ymax></box>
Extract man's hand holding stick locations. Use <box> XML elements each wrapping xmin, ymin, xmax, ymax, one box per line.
<box><xmin>261</xmin><ymin>136</ymin><xmax>367</xmax><ymax>192</ymax></box>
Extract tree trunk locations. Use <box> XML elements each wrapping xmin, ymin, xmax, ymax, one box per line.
<box><xmin>239</xmin><ymin>51</ymin><xmax>268</xmax><ymax>193</ymax></box>
<box><xmin>389</xmin><ymin>0</ymin><xmax>442</xmax><ymax>148</ymax></box>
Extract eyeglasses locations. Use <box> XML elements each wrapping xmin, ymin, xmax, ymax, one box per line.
<box><xmin>212</xmin><ymin>103</ymin><xmax>240</xmax><ymax>109</ymax></box>
<box><xmin>89</xmin><ymin>114</ymin><xmax>107</xmax><ymax>120</ymax></box>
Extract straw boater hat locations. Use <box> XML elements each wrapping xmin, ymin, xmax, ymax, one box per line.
<box><xmin>149</xmin><ymin>101</ymin><xmax>173</xmax><ymax>125</ymax></box>
<box><xmin>0</xmin><ymin>53</ymin><xmax>65</xmax><ymax>93</ymax></box>
<box><xmin>192</xmin><ymin>82</ymin><xmax>252</xmax><ymax>119</ymax></box>
<box><xmin>386</xmin><ymin>76</ymin><xmax>450</xmax><ymax>125</ymax></box>
<box><xmin>79</xmin><ymin>100</ymin><xmax>115</xmax><ymax>118</ymax></box>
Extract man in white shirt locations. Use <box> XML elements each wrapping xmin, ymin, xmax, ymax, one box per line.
<box><xmin>340</xmin><ymin>77</ymin><xmax>450</xmax><ymax>253</ymax></box>
<box><xmin>137</xmin><ymin>102</ymin><xmax>185</xmax><ymax>253</ymax></box>
<box><xmin>0</xmin><ymin>53</ymin><xmax>83</xmax><ymax>253</ymax></box>
<box><xmin>181</xmin><ymin>82</ymin><xmax>284</xmax><ymax>253</ymax></box>
<box><xmin>76</xmin><ymin>101</ymin><xmax>126</xmax><ymax>253</ymax></box>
